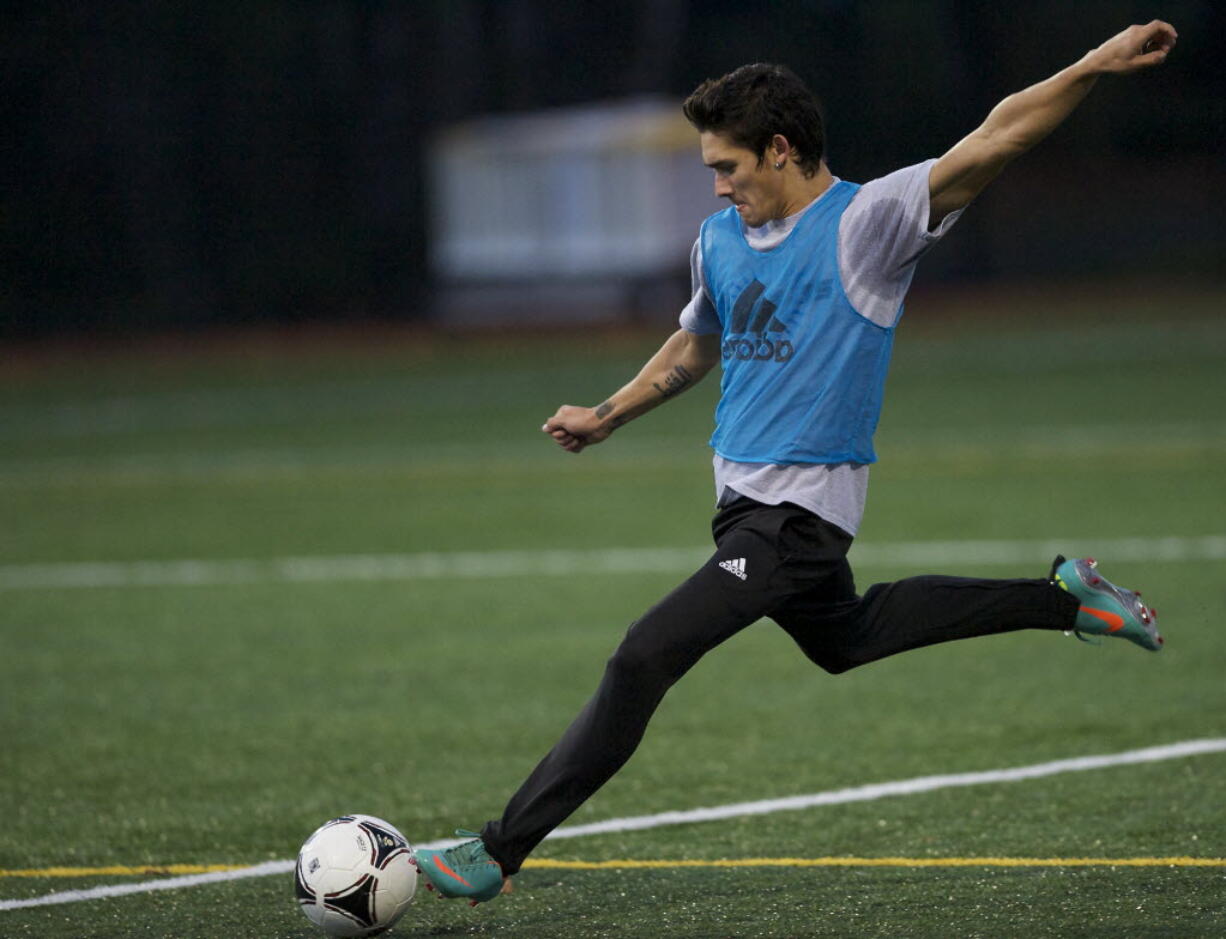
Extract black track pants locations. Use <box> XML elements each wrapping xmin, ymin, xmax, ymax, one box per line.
<box><xmin>480</xmin><ymin>499</ymin><xmax>1080</xmax><ymax>875</ymax></box>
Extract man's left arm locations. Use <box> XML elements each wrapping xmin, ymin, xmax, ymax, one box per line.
<box><xmin>928</xmin><ymin>20</ymin><xmax>1177</xmax><ymax>227</ymax></box>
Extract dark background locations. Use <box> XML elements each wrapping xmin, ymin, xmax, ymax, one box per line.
<box><xmin>3</xmin><ymin>0</ymin><xmax>1223</xmax><ymax>339</ymax></box>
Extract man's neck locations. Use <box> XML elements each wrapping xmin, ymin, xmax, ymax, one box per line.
<box><xmin>777</xmin><ymin>162</ymin><xmax>835</xmax><ymax>220</ymax></box>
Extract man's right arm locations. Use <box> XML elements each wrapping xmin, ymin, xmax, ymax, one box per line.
<box><xmin>542</xmin><ymin>328</ymin><xmax>722</xmax><ymax>454</ymax></box>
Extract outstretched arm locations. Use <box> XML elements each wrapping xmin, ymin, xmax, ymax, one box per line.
<box><xmin>543</xmin><ymin>328</ymin><xmax>721</xmax><ymax>453</ymax></box>
<box><xmin>928</xmin><ymin>20</ymin><xmax>1177</xmax><ymax>227</ymax></box>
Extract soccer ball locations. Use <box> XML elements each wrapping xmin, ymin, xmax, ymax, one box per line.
<box><xmin>294</xmin><ymin>814</ymin><xmax>418</xmax><ymax>937</ymax></box>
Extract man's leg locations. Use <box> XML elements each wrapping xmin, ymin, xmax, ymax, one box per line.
<box><xmin>789</xmin><ymin>573</ymin><xmax>1082</xmax><ymax>674</ymax></box>
<box><xmin>478</xmin><ymin>510</ymin><xmax>793</xmax><ymax>877</ymax></box>
<box><xmin>762</xmin><ymin>510</ymin><xmax>1082</xmax><ymax>674</ymax></box>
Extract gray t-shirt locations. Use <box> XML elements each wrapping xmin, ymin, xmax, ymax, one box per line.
<box><xmin>680</xmin><ymin>158</ymin><xmax>963</xmax><ymax>535</ymax></box>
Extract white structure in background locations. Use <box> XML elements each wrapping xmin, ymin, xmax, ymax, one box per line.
<box><xmin>428</xmin><ymin>97</ymin><xmax>723</xmax><ymax>327</ymax></box>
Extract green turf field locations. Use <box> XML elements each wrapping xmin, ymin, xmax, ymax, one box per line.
<box><xmin>2</xmin><ymin>288</ymin><xmax>1225</xmax><ymax>936</ymax></box>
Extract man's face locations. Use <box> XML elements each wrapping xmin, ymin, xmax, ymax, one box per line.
<box><xmin>700</xmin><ymin>131</ymin><xmax>784</xmax><ymax>228</ymax></box>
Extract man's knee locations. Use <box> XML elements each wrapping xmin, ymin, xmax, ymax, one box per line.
<box><xmin>607</xmin><ymin>620</ymin><xmax>698</xmax><ymax>688</ymax></box>
<box><xmin>791</xmin><ymin>639</ymin><xmax>861</xmax><ymax>675</ymax></box>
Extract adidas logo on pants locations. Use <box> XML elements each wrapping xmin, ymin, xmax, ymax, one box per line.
<box><xmin>718</xmin><ymin>557</ymin><xmax>748</xmax><ymax>580</ymax></box>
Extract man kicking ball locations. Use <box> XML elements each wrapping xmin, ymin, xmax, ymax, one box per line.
<box><xmin>416</xmin><ymin>19</ymin><xmax>1175</xmax><ymax>903</ymax></box>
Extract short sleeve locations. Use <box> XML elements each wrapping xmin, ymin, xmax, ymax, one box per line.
<box><xmin>837</xmin><ymin>158</ymin><xmax>965</xmax><ymax>327</ymax></box>
<box><xmin>679</xmin><ymin>237</ymin><xmax>722</xmax><ymax>334</ymax></box>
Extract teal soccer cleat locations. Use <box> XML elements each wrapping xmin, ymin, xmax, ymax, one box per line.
<box><xmin>414</xmin><ymin>830</ymin><xmax>505</xmax><ymax>905</ymax></box>
<box><xmin>1051</xmin><ymin>555</ymin><xmax>1164</xmax><ymax>651</ymax></box>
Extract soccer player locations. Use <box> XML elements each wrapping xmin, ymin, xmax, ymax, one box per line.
<box><xmin>416</xmin><ymin>20</ymin><xmax>1176</xmax><ymax>903</ymax></box>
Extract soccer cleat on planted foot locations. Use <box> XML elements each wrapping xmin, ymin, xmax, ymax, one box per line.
<box><xmin>1050</xmin><ymin>555</ymin><xmax>1163</xmax><ymax>651</ymax></box>
<box><xmin>414</xmin><ymin>830</ymin><xmax>505</xmax><ymax>905</ymax></box>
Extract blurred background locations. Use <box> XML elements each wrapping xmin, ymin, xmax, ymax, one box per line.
<box><xmin>3</xmin><ymin>0</ymin><xmax>1223</xmax><ymax>341</ymax></box>
<box><xmin>3</xmin><ymin>9</ymin><xmax>1225</xmax><ymax>933</ymax></box>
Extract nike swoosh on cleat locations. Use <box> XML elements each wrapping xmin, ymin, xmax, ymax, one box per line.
<box><xmin>1082</xmin><ymin>605</ymin><xmax>1126</xmax><ymax>632</ymax></box>
<box><xmin>430</xmin><ymin>856</ymin><xmax>472</xmax><ymax>888</ymax></box>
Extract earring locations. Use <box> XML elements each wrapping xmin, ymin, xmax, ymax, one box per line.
<box><xmin>774</xmin><ymin>161</ymin><xmax>784</xmax><ymax>170</ymax></box>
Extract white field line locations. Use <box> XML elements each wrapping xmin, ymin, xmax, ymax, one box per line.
<box><xmin>3</xmin><ymin>737</ymin><xmax>1225</xmax><ymax>911</ymax></box>
<box><xmin>0</xmin><ymin>417</ymin><xmax>1224</xmax><ymax>489</ymax></box>
<box><xmin>544</xmin><ymin>738</ymin><xmax>1226</xmax><ymax>840</ymax></box>
<box><xmin>0</xmin><ymin>860</ymin><xmax>298</xmax><ymax>912</ymax></box>
<box><xmin>3</xmin><ymin>534</ymin><xmax>1226</xmax><ymax>592</ymax></box>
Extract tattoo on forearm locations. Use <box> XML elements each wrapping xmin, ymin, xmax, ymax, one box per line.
<box><xmin>593</xmin><ymin>364</ymin><xmax>691</xmax><ymax>432</ymax></box>
<box><xmin>594</xmin><ymin>400</ymin><xmax>628</xmax><ymax>429</ymax></box>
<box><xmin>653</xmin><ymin>364</ymin><xmax>694</xmax><ymax>399</ymax></box>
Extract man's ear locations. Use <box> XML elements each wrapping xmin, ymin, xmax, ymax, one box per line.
<box><xmin>769</xmin><ymin>134</ymin><xmax>791</xmax><ymax>168</ymax></box>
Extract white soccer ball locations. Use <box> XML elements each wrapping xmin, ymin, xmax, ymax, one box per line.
<box><xmin>295</xmin><ymin>814</ymin><xmax>418</xmax><ymax>937</ymax></box>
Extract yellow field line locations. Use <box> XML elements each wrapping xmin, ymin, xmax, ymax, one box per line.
<box><xmin>524</xmin><ymin>857</ymin><xmax>1226</xmax><ymax>870</ymax></box>
<box><xmin>3</xmin><ymin>857</ymin><xmax>1223</xmax><ymax>879</ymax></box>
<box><xmin>0</xmin><ymin>864</ymin><xmax>246</xmax><ymax>879</ymax></box>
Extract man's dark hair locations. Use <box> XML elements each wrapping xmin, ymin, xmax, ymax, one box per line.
<box><xmin>682</xmin><ymin>63</ymin><xmax>825</xmax><ymax>177</ymax></box>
